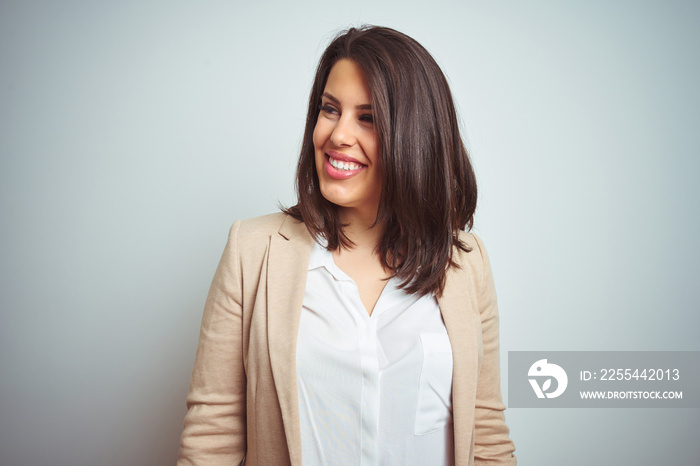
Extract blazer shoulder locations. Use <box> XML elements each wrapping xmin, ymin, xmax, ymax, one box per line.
<box><xmin>232</xmin><ymin>212</ymin><xmax>310</xmax><ymax>249</ymax></box>
<box><xmin>456</xmin><ymin>230</ymin><xmax>486</xmax><ymax>262</ymax></box>
<box><xmin>455</xmin><ymin>230</ymin><xmax>493</xmax><ymax>287</ymax></box>
<box><xmin>236</xmin><ymin>212</ymin><xmax>288</xmax><ymax>237</ymax></box>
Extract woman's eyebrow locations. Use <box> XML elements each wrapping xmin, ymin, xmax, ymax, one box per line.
<box><xmin>322</xmin><ymin>92</ymin><xmax>372</xmax><ymax>110</ymax></box>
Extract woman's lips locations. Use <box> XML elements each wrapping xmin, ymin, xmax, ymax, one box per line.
<box><xmin>327</xmin><ymin>150</ymin><xmax>362</xmax><ymax>164</ymax></box>
<box><xmin>324</xmin><ymin>154</ymin><xmax>366</xmax><ymax>179</ymax></box>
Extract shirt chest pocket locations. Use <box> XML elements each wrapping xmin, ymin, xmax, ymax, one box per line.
<box><xmin>414</xmin><ymin>332</ymin><xmax>454</xmax><ymax>435</ymax></box>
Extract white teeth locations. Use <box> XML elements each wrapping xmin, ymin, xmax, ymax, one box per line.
<box><xmin>329</xmin><ymin>156</ymin><xmax>362</xmax><ymax>171</ymax></box>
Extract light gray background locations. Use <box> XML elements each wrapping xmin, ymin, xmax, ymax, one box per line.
<box><xmin>1</xmin><ymin>1</ymin><xmax>698</xmax><ymax>465</ymax></box>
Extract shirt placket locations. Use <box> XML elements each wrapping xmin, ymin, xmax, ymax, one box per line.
<box><xmin>345</xmin><ymin>280</ymin><xmax>380</xmax><ymax>466</ymax></box>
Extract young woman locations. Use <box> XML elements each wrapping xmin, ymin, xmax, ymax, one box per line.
<box><xmin>178</xmin><ymin>25</ymin><xmax>517</xmax><ymax>466</ymax></box>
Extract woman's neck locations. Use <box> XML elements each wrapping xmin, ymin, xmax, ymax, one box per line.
<box><xmin>338</xmin><ymin>207</ymin><xmax>384</xmax><ymax>251</ymax></box>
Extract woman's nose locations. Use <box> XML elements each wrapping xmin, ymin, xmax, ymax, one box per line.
<box><xmin>329</xmin><ymin>115</ymin><xmax>357</xmax><ymax>147</ymax></box>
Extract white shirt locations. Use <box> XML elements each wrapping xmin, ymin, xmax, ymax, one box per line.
<box><xmin>296</xmin><ymin>240</ymin><xmax>455</xmax><ymax>466</ymax></box>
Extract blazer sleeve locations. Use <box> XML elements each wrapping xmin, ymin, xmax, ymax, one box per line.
<box><xmin>471</xmin><ymin>233</ymin><xmax>517</xmax><ymax>466</ymax></box>
<box><xmin>178</xmin><ymin>221</ymin><xmax>247</xmax><ymax>466</ymax></box>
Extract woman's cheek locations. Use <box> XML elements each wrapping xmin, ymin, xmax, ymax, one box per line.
<box><xmin>312</xmin><ymin>117</ymin><xmax>326</xmax><ymax>144</ymax></box>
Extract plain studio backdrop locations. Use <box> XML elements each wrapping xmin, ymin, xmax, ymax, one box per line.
<box><xmin>1</xmin><ymin>1</ymin><xmax>698</xmax><ymax>465</ymax></box>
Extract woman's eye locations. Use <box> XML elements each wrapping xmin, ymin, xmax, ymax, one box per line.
<box><xmin>359</xmin><ymin>114</ymin><xmax>374</xmax><ymax>124</ymax></box>
<box><xmin>320</xmin><ymin>104</ymin><xmax>338</xmax><ymax>115</ymax></box>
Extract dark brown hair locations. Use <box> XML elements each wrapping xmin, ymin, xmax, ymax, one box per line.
<box><xmin>284</xmin><ymin>25</ymin><xmax>477</xmax><ymax>297</ymax></box>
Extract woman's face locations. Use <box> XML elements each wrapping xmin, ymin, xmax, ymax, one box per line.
<box><xmin>313</xmin><ymin>59</ymin><xmax>381</xmax><ymax>220</ymax></box>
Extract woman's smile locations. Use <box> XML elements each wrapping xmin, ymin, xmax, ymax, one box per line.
<box><xmin>324</xmin><ymin>150</ymin><xmax>367</xmax><ymax>178</ymax></box>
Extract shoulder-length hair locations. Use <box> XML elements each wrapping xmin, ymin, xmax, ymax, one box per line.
<box><xmin>285</xmin><ymin>25</ymin><xmax>477</xmax><ymax>297</ymax></box>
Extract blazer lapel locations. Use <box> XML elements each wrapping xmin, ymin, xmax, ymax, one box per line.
<box><xmin>266</xmin><ymin>216</ymin><xmax>315</xmax><ymax>466</ymax></box>
<box><xmin>439</xmin><ymin>254</ymin><xmax>480</xmax><ymax>465</ymax></box>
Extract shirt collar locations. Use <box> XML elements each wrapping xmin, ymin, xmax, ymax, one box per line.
<box><xmin>308</xmin><ymin>238</ymin><xmax>431</xmax><ymax>313</ymax></box>
<box><xmin>307</xmin><ymin>238</ymin><xmax>330</xmax><ymax>271</ymax></box>
<box><xmin>308</xmin><ymin>237</ymin><xmax>357</xmax><ymax>283</ymax></box>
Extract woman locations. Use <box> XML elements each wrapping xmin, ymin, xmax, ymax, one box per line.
<box><xmin>178</xmin><ymin>26</ymin><xmax>516</xmax><ymax>465</ymax></box>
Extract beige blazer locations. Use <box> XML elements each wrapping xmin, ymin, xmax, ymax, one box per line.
<box><xmin>178</xmin><ymin>212</ymin><xmax>516</xmax><ymax>466</ymax></box>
